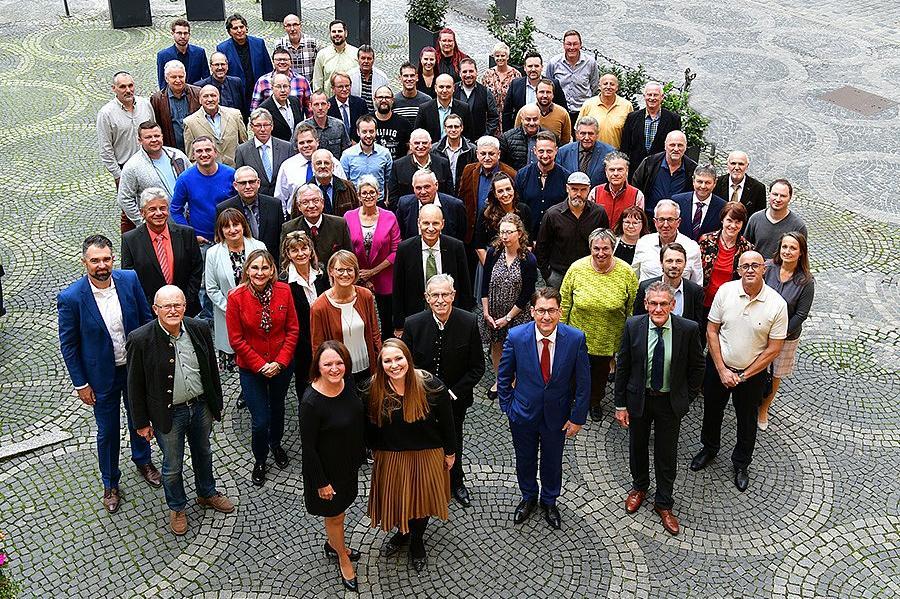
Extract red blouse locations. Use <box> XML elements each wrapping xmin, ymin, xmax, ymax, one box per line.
<box><xmin>704</xmin><ymin>241</ymin><xmax>737</xmax><ymax>307</ymax></box>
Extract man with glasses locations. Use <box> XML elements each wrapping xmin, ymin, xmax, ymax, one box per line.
<box><xmin>194</xmin><ymin>53</ymin><xmax>245</xmax><ymax>118</ymax></box>
<box><xmin>690</xmin><ymin>251</ymin><xmax>787</xmax><ymax>492</ymax></box>
<box><xmin>631</xmin><ymin>199</ymin><xmax>703</xmax><ymax>284</ymax></box>
<box><xmin>217</xmin><ymin>166</ymin><xmax>284</xmax><ymax>263</ymax></box>
<box><xmin>498</xmin><ymin>286</ymin><xmax>590</xmax><ymax>530</ymax></box>
<box><xmin>274</xmin><ymin>14</ymin><xmax>321</xmax><ymax>83</ymax></box>
<box><xmin>127</xmin><ymin>285</ymin><xmax>234</xmax><ymax>536</ymax></box>
<box><xmin>280</xmin><ymin>184</ymin><xmax>351</xmax><ymax>268</ymax></box>
<box><xmin>258</xmin><ymin>73</ymin><xmax>305</xmax><ymax>141</ymax></box>
<box><xmin>372</xmin><ymin>86</ymin><xmax>412</xmax><ymax>159</ymax></box>
<box><xmin>250</xmin><ymin>47</ymin><xmax>311</xmax><ymax>113</ymax></box>
<box><xmin>235</xmin><ymin>108</ymin><xmax>293</xmax><ymax>196</ymax></box>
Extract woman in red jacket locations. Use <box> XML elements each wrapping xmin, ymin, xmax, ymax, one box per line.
<box><xmin>226</xmin><ymin>249</ymin><xmax>299</xmax><ymax>487</ymax></box>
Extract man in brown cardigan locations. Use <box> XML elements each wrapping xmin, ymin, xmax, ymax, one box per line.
<box><xmin>150</xmin><ymin>61</ymin><xmax>201</xmax><ymax>153</ymax></box>
<box><xmin>456</xmin><ymin>135</ymin><xmax>517</xmax><ymax>245</ymax></box>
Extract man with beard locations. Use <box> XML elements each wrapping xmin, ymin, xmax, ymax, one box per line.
<box><xmin>515</xmin><ymin>78</ymin><xmax>570</xmax><ymax>145</ymax></box>
<box><xmin>216</xmin><ymin>13</ymin><xmax>273</xmax><ymax>114</ymax></box>
<box><xmin>453</xmin><ymin>58</ymin><xmax>498</xmax><ymax>139</ymax></box>
<box><xmin>372</xmin><ymin>86</ymin><xmax>412</xmax><ymax>159</ymax></box>
<box><xmin>312</xmin><ymin>19</ymin><xmax>358</xmax><ymax>96</ymax></box>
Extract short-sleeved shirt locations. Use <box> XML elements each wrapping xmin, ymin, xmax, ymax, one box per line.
<box><xmin>708</xmin><ymin>280</ymin><xmax>788</xmax><ymax>370</ymax></box>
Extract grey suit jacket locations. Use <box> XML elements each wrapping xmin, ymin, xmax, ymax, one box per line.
<box><xmin>235</xmin><ymin>137</ymin><xmax>294</xmax><ymax>196</ymax></box>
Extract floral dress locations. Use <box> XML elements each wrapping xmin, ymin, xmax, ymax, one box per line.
<box><xmin>481</xmin><ymin>66</ymin><xmax>521</xmax><ymax>134</ymax></box>
<box><xmin>480</xmin><ymin>255</ymin><xmax>531</xmax><ymax>345</ymax></box>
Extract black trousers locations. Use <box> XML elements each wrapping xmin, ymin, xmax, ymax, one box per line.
<box><xmin>374</xmin><ymin>293</ymin><xmax>393</xmax><ymax>341</ymax></box>
<box><xmin>450</xmin><ymin>399</ymin><xmax>467</xmax><ymax>489</ymax></box>
<box><xmin>588</xmin><ymin>354</ymin><xmax>612</xmax><ymax>410</ymax></box>
<box><xmin>629</xmin><ymin>390</ymin><xmax>681</xmax><ymax>509</ymax></box>
<box><xmin>700</xmin><ymin>355</ymin><xmax>766</xmax><ymax>469</ymax></box>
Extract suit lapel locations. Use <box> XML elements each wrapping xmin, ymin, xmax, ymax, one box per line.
<box><xmin>80</xmin><ymin>277</ymin><xmax>109</xmax><ymax>335</ymax></box>
<box><xmin>670</xmin><ymin>316</ymin><xmax>683</xmax><ymax>371</ymax></box>
<box><xmin>140</xmin><ymin>226</ymin><xmax>167</xmax><ymax>282</ymax></box>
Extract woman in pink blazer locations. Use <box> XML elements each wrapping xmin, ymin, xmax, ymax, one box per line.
<box><xmin>344</xmin><ymin>175</ymin><xmax>401</xmax><ymax>340</ymax></box>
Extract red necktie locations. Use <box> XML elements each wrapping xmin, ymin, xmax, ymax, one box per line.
<box><xmin>155</xmin><ymin>232</ymin><xmax>172</xmax><ymax>284</ymax></box>
<box><xmin>540</xmin><ymin>338</ymin><xmax>551</xmax><ymax>384</ymax></box>
<box><xmin>309</xmin><ymin>225</ymin><xmax>318</xmax><ymax>238</ymax></box>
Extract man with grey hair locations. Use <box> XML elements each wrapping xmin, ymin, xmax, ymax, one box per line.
<box><xmin>387</xmin><ymin>127</ymin><xmax>452</xmax><ymax>201</ymax></box>
<box><xmin>632</xmin><ymin>130</ymin><xmax>698</xmax><ymax>219</ymax></box>
<box><xmin>713</xmin><ymin>150</ymin><xmax>767</xmax><ymax>217</ymax></box>
<box><xmin>235</xmin><ymin>107</ymin><xmax>293</xmax><ymax>196</ymax></box>
<box><xmin>457</xmin><ymin>135</ymin><xmax>517</xmax><ymax>244</ymax></box>
<box><xmin>183</xmin><ymin>85</ymin><xmax>247</xmax><ymax>167</ymax></box>
<box><xmin>216</xmin><ymin>165</ymin><xmax>284</xmax><ymax>263</ymax></box>
<box><xmin>309</xmin><ymin>148</ymin><xmax>359</xmax><ymax>217</ymax></box>
<box><xmin>280</xmin><ymin>183</ymin><xmax>352</xmax><ymax>268</ymax></box>
<box><xmin>96</xmin><ymin>71</ymin><xmax>155</xmax><ymax>192</ymax></box>
<box><xmin>193</xmin><ymin>52</ymin><xmax>245</xmax><ymax>118</ymax></box>
<box><xmin>127</xmin><ymin>284</ymin><xmax>234</xmax><ymax>536</ymax></box>
<box><xmin>555</xmin><ymin>116</ymin><xmax>615</xmax><ymax>187</ymax></box>
<box><xmin>150</xmin><ymin>60</ymin><xmax>201</xmax><ymax>152</ymax></box>
<box><xmin>631</xmin><ymin>199</ymin><xmax>703</xmax><ymax>284</ymax></box>
<box><xmin>672</xmin><ymin>164</ymin><xmax>726</xmax><ymax>241</ymax></box>
<box><xmin>395</xmin><ymin>170</ymin><xmax>467</xmax><ymax>241</ymax></box>
<box><xmin>586</xmin><ymin>150</ymin><xmax>645</xmax><ymax>230</ymax></box>
<box><xmin>402</xmin><ymin>273</ymin><xmax>486</xmax><ymax>507</ymax></box>
<box><xmin>620</xmin><ymin>82</ymin><xmax>682</xmax><ymax>174</ymax></box>
<box><xmin>122</xmin><ymin>187</ymin><xmax>204</xmax><ymax>316</ymax></box>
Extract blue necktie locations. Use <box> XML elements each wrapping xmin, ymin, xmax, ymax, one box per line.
<box><xmin>259</xmin><ymin>144</ymin><xmax>273</xmax><ymax>180</ymax></box>
<box><xmin>341</xmin><ymin>103</ymin><xmax>351</xmax><ymax>134</ymax></box>
<box><xmin>305</xmin><ymin>160</ymin><xmax>313</xmax><ymax>183</ymax></box>
<box><xmin>651</xmin><ymin>326</ymin><xmax>665</xmax><ymax>391</ymax></box>
<box><xmin>321</xmin><ymin>184</ymin><xmax>333</xmax><ymax>214</ymax></box>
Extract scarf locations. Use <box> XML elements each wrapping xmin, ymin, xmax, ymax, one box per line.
<box><xmin>250</xmin><ymin>282</ymin><xmax>274</xmax><ymax>333</ymax></box>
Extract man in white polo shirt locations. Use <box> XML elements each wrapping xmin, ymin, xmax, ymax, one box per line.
<box><xmin>690</xmin><ymin>250</ymin><xmax>787</xmax><ymax>492</ymax></box>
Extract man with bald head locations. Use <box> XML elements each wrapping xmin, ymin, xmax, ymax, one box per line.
<box><xmin>274</xmin><ymin>13</ymin><xmax>321</xmax><ymax>83</ymax></box>
<box><xmin>194</xmin><ymin>52</ymin><xmax>245</xmax><ymax>117</ymax></box>
<box><xmin>392</xmin><ymin>203</ymin><xmax>473</xmax><ymax>335</ymax></box>
<box><xmin>577</xmin><ymin>73</ymin><xmax>633</xmax><ymax>149</ymax></box>
<box><xmin>395</xmin><ymin>170</ymin><xmax>467</xmax><ymax>240</ymax></box>
<box><xmin>690</xmin><ymin>250</ymin><xmax>787</xmax><ymax>492</ymax></box>
<box><xmin>127</xmin><ymin>285</ymin><xmax>234</xmax><ymax>536</ymax></box>
<box><xmin>500</xmin><ymin>103</ymin><xmax>547</xmax><ymax>170</ymax></box>
<box><xmin>632</xmin><ymin>130</ymin><xmax>698</xmax><ymax>222</ymax></box>
<box><xmin>387</xmin><ymin>127</ymin><xmax>453</xmax><ymax>200</ymax></box>
<box><xmin>216</xmin><ymin>165</ymin><xmax>284</xmax><ymax>263</ymax></box>
<box><xmin>150</xmin><ymin>60</ymin><xmax>201</xmax><ymax>152</ymax></box>
<box><xmin>620</xmin><ymin>82</ymin><xmax>682</xmax><ymax>174</ymax></box>
<box><xmin>183</xmin><ymin>85</ymin><xmax>247</xmax><ymax>167</ymax></box>
<box><xmin>96</xmin><ymin>71</ymin><xmax>155</xmax><ymax>195</ymax></box>
<box><xmin>415</xmin><ymin>73</ymin><xmax>474</xmax><ymax>142</ymax></box>
<box><xmin>713</xmin><ymin>150</ymin><xmax>767</xmax><ymax>217</ymax></box>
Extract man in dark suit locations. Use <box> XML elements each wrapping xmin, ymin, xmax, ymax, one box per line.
<box><xmin>672</xmin><ymin>165</ymin><xmax>726</xmax><ymax>241</ymax></box>
<box><xmin>713</xmin><ymin>150</ymin><xmax>767</xmax><ymax>218</ymax></box>
<box><xmin>127</xmin><ymin>284</ymin><xmax>234</xmax><ymax>536</ymax></box>
<box><xmin>328</xmin><ymin>73</ymin><xmax>368</xmax><ymax>142</ymax></box>
<box><xmin>195</xmin><ymin>52</ymin><xmax>246</xmax><ymax>118</ymax></box>
<box><xmin>403</xmin><ymin>274</ymin><xmax>485</xmax><ymax>507</ymax></box>
<box><xmin>392</xmin><ymin>204</ymin><xmax>472</xmax><ymax>335</ymax></box>
<box><xmin>280</xmin><ymin>183</ymin><xmax>352</xmax><ymax>269</ymax></box>
<box><xmin>614</xmin><ymin>281</ymin><xmax>704</xmax><ymax>536</ymax></box>
<box><xmin>121</xmin><ymin>188</ymin><xmax>204</xmax><ymax>317</ymax></box>
<box><xmin>503</xmin><ymin>51</ymin><xmax>568</xmax><ymax>132</ymax></box>
<box><xmin>259</xmin><ymin>73</ymin><xmax>304</xmax><ymax>141</ymax></box>
<box><xmin>395</xmin><ymin>171</ymin><xmax>467</xmax><ymax>241</ymax></box>
<box><xmin>235</xmin><ymin>107</ymin><xmax>294</xmax><ymax>197</ymax></box>
<box><xmin>498</xmin><ymin>287</ymin><xmax>590</xmax><ymax>529</ymax></box>
<box><xmin>310</xmin><ymin>148</ymin><xmax>359</xmax><ymax>217</ymax></box>
<box><xmin>156</xmin><ymin>18</ymin><xmax>209</xmax><ymax>90</ymax></box>
<box><xmin>216</xmin><ymin>13</ymin><xmax>273</xmax><ymax>113</ymax></box>
<box><xmin>217</xmin><ymin>166</ymin><xmax>284</xmax><ymax>264</ymax></box>
<box><xmin>633</xmin><ymin>243</ymin><xmax>705</xmax><ymax>331</ymax></box>
<box><xmin>58</xmin><ymin>235</ymin><xmax>160</xmax><ymax>513</ymax></box>
<box><xmin>555</xmin><ymin>116</ymin><xmax>614</xmax><ymax>187</ymax></box>
<box><xmin>388</xmin><ymin>128</ymin><xmax>454</xmax><ymax>200</ymax></box>
<box><xmin>453</xmin><ymin>58</ymin><xmax>499</xmax><ymax>138</ymax></box>
<box><xmin>619</xmin><ymin>82</ymin><xmax>682</xmax><ymax>178</ymax></box>
<box><xmin>632</xmin><ymin>130</ymin><xmax>698</xmax><ymax>220</ymax></box>
<box><xmin>415</xmin><ymin>74</ymin><xmax>474</xmax><ymax>142</ymax></box>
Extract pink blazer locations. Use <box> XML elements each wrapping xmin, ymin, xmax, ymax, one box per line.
<box><xmin>345</xmin><ymin>208</ymin><xmax>401</xmax><ymax>295</ymax></box>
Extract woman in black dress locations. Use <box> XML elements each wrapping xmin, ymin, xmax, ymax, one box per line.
<box><xmin>299</xmin><ymin>340</ymin><xmax>365</xmax><ymax>593</ymax></box>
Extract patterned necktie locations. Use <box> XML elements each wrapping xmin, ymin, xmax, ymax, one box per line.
<box><xmin>540</xmin><ymin>338</ymin><xmax>551</xmax><ymax>384</ymax></box>
<box><xmin>155</xmin><ymin>232</ymin><xmax>172</xmax><ymax>284</ymax></box>
<box><xmin>425</xmin><ymin>248</ymin><xmax>437</xmax><ymax>282</ymax></box>
<box><xmin>259</xmin><ymin>144</ymin><xmax>273</xmax><ymax>181</ymax></box>
<box><xmin>692</xmin><ymin>202</ymin><xmax>704</xmax><ymax>238</ymax></box>
<box><xmin>246</xmin><ymin>204</ymin><xmax>259</xmax><ymax>238</ymax></box>
<box><xmin>579</xmin><ymin>148</ymin><xmax>591</xmax><ymax>174</ymax></box>
<box><xmin>309</xmin><ymin>225</ymin><xmax>318</xmax><ymax>239</ymax></box>
<box><xmin>730</xmin><ymin>184</ymin><xmax>740</xmax><ymax>203</ymax></box>
<box><xmin>651</xmin><ymin>326</ymin><xmax>665</xmax><ymax>391</ymax></box>
<box><xmin>341</xmin><ymin>104</ymin><xmax>351</xmax><ymax>134</ymax></box>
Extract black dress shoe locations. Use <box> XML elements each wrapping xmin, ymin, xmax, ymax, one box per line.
<box><xmin>589</xmin><ymin>405</ymin><xmax>602</xmax><ymax>422</ymax></box>
<box><xmin>410</xmin><ymin>552</ymin><xmax>427</xmax><ymax>573</ymax></box>
<box><xmin>452</xmin><ymin>485</ymin><xmax>472</xmax><ymax>508</ymax></box>
<box><xmin>272</xmin><ymin>446</ymin><xmax>289</xmax><ymax>469</ymax></box>
<box><xmin>541</xmin><ymin>502</ymin><xmax>561</xmax><ymax>529</ymax></box>
<box><xmin>236</xmin><ymin>392</ymin><xmax>245</xmax><ymax>410</ymax></box>
<box><xmin>513</xmin><ymin>498</ymin><xmax>537</xmax><ymax>524</ymax></box>
<box><xmin>251</xmin><ymin>462</ymin><xmax>266</xmax><ymax>486</ymax></box>
<box><xmin>324</xmin><ymin>541</ymin><xmax>361</xmax><ymax>562</ymax></box>
<box><xmin>487</xmin><ymin>388</ymin><xmax>498</xmax><ymax>400</ymax></box>
<box><xmin>734</xmin><ymin>467</ymin><xmax>749</xmax><ymax>492</ymax></box>
<box><xmin>381</xmin><ymin>532</ymin><xmax>409</xmax><ymax>557</ymax></box>
<box><xmin>690</xmin><ymin>450</ymin><xmax>716</xmax><ymax>472</ymax></box>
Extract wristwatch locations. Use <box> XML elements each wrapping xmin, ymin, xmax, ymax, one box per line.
<box><xmin>738</xmin><ymin>372</ymin><xmax>746</xmax><ymax>383</ymax></box>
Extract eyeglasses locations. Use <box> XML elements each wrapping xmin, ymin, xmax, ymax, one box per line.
<box><xmin>622</xmin><ymin>219</ymin><xmax>642</xmax><ymax>226</ymax></box>
<box><xmin>533</xmin><ymin>308</ymin><xmax>559</xmax><ymax>316</ymax></box>
<box><xmin>235</xmin><ymin>179</ymin><xmax>259</xmax><ymax>186</ymax></box>
<box><xmin>498</xmin><ymin>230</ymin><xmax>518</xmax><ymax>237</ymax></box>
<box><xmin>154</xmin><ymin>302</ymin><xmax>185</xmax><ymax>312</ymax></box>
<box><xmin>359</xmin><ymin>190</ymin><xmax>379</xmax><ymax>197</ymax></box>
<box><xmin>299</xmin><ymin>198</ymin><xmax>323</xmax><ymax>205</ymax></box>
<box><xmin>654</xmin><ymin>217</ymin><xmax>679</xmax><ymax>224</ymax></box>
<box><xmin>332</xmin><ymin>268</ymin><xmax>355</xmax><ymax>276</ymax></box>
<box><xmin>738</xmin><ymin>263</ymin><xmax>764</xmax><ymax>272</ymax></box>
<box><xmin>427</xmin><ymin>291</ymin><xmax>454</xmax><ymax>300</ymax></box>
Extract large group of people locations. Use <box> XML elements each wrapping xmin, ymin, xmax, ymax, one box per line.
<box><xmin>58</xmin><ymin>12</ymin><xmax>816</xmax><ymax>594</ymax></box>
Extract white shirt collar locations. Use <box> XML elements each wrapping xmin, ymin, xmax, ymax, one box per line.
<box><xmin>305</xmin><ymin>215</ymin><xmax>323</xmax><ymax>228</ymax></box>
<box><xmin>421</xmin><ymin>237</ymin><xmax>441</xmax><ymax>252</ymax></box>
<box><xmin>89</xmin><ymin>277</ymin><xmax>116</xmax><ymax>295</ymax></box>
<box><xmin>432</xmin><ymin>311</ymin><xmax>451</xmax><ymax>330</ymax></box>
<box><xmin>287</xmin><ymin>263</ymin><xmax>321</xmax><ymax>287</ymax></box>
<box><xmin>254</xmin><ymin>137</ymin><xmax>272</xmax><ymax>150</ymax></box>
<box><xmin>692</xmin><ymin>192</ymin><xmax>709</xmax><ymax>206</ymax></box>
<box><xmin>534</xmin><ymin>325</ymin><xmax>558</xmax><ymax>346</ymax></box>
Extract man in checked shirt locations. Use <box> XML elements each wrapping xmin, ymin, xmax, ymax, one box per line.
<box><xmin>274</xmin><ymin>14</ymin><xmax>321</xmax><ymax>84</ymax></box>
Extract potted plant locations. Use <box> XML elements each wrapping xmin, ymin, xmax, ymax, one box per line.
<box><xmin>486</xmin><ymin>4</ymin><xmax>537</xmax><ymax>71</ymax></box>
<box><xmin>661</xmin><ymin>83</ymin><xmax>710</xmax><ymax>162</ymax></box>
<box><xmin>407</xmin><ymin>0</ymin><xmax>448</xmax><ymax>63</ymax></box>
<box><xmin>335</xmin><ymin>0</ymin><xmax>371</xmax><ymax>46</ymax></box>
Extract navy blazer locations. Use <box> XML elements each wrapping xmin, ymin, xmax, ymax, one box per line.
<box><xmin>216</xmin><ymin>36</ymin><xmax>273</xmax><ymax>96</ymax></box>
<box><xmin>57</xmin><ymin>270</ymin><xmax>153</xmax><ymax>395</ymax></box>
<box><xmin>555</xmin><ymin>140</ymin><xmax>615</xmax><ymax>188</ymax></box>
<box><xmin>498</xmin><ymin>322</ymin><xmax>591</xmax><ymax>429</ymax></box>
<box><xmin>194</xmin><ymin>74</ymin><xmax>246</xmax><ymax>116</ymax></box>
<box><xmin>395</xmin><ymin>193</ymin><xmax>468</xmax><ymax>242</ymax></box>
<box><xmin>672</xmin><ymin>192</ymin><xmax>726</xmax><ymax>241</ymax></box>
<box><xmin>328</xmin><ymin>96</ymin><xmax>369</xmax><ymax>142</ymax></box>
<box><xmin>157</xmin><ymin>44</ymin><xmax>210</xmax><ymax>90</ymax></box>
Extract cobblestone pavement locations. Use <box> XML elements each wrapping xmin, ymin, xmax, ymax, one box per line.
<box><xmin>0</xmin><ymin>0</ymin><xmax>898</xmax><ymax>597</ymax></box>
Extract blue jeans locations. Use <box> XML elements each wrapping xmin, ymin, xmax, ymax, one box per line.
<box><xmin>239</xmin><ymin>365</ymin><xmax>294</xmax><ymax>464</ymax></box>
<box><xmin>154</xmin><ymin>400</ymin><xmax>217</xmax><ymax>512</ymax></box>
<box><xmin>93</xmin><ymin>366</ymin><xmax>151</xmax><ymax>488</ymax></box>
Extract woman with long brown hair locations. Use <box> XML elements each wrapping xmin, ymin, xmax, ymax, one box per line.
<box><xmin>365</xmin><ymin>339</ymin><xmax>455</xmax><ymax>573</ymax></box>
<box><xmin>473</xmin><ymin>171</ymin><xmax>532</xmax><ymax>259</ymax></box>
<box><xmin>416</xmin><ymin>46</ymin><xmax>438</xmax><ymax>98</ymax></box>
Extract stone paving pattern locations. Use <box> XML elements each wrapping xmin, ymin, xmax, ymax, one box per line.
<box><xmin>0</xmin><ymin>0</ymin><xmax>898</xmax><ymax>597</ymax></box>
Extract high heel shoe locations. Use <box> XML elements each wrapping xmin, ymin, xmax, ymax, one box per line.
<box><xmin>340</xmin><ymin>575</ymin><xmax>359</xmax><ymax>593</ymax></box>
<box><xmin>324</xmin><ymin>540</ymin><xmax>361</xmax><ymax>562</ymax></box>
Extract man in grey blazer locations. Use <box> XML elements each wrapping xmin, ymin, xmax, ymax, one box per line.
<box><xmin>235</xmin><ymin>107</ymin><xmax>294</xmax><ymax>197</ymax></box>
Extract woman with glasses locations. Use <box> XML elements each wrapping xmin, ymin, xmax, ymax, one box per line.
<box><xmin>481</xmin><ymin>42</ymin><xmax>521</xmax><ymax>134</ymax></box>
<box><xmin>227</xmin><ymin>249</ymin><xmax>299</xmax><ymax>486</ymax></box>
<box><xmin>698</xmin><ymin>201</ymin><xmax>754</xmax><ymax>312</ymax></box>
<box><xmin>345</xmin><ymin>175</ymin><xmax>401</xmax><ymax>340</ymax></box>
<box><xmin>480</xmin><ymin>214</ymin><xmax>537</xmax><ymax>399</ymax></box>
<box><xmin>612</xmin><ymin>205</ymin><xmax>649</xmax><ymax>265</ymax></box>
<box><xmin>759</xmin><ymin>232</ymin><xmax>814</xmax><ymax>430</ymax></box>
<box><xmin>280</xmin><ymin>230</ymin><xmax>328</xmax><ymax>401</ymax></box>
<box><xmin>560</xmin><ymin>228</ymin><xmax>638</xmax><ymax>421</ymax></box>
<box><xmin>310</xmin><ymin>251</ymin><xmax>382</xmax><ymax>387</ymax></box>
<box><xmin>205</xmin><ymin>209</ymin><xmax>267</xmax><ymax>373</ymax></box>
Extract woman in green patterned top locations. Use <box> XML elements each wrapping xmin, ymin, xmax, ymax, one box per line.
<box><xmin>560</xmin><ymin>228</ymin><xmax>638</xmax><ymax>422</ymax></box>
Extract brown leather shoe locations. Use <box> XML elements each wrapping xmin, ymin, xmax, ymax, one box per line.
<box><xmin>170</xmin><ymin>510</ymin><xmax>188</xmax><ymax>535</ymax></box>
<box><xmin>136</xmin><ymin>463</ymin><xmax>162</xmax><ymax>488</ymax></box>
<box><xmin>655</xmin><ymin>507</ymin><xmax>680</xmax><ymax>536</ymax></box>
<box><xmin>625</xmin><ymin>490</ymin><xmax>646</xmax><ymax>514</ymax></box>
<box><xmin>197</xmin><ymin>493</ymin><xmax>235</xmax><ymax>514</ymax></box>
<box><xmin>102</xmin><ymin>488</ymin><xmax>121</xmax><ymax>513</ymax></box>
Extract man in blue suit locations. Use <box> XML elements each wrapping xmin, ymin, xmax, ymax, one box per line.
<box><xmin>156</xmin><ymin>19</ymin><xmax>209</xmax><ymax>90</ymax></box>
<box><xmin>498</xmin><ymin>287</ymin><xmax>590</xmax><ymax>529</ymax></box>
<box><xmin>57</xmin><ymin>235</ymin><xmax>159</xmax><ymax>513</ymax></box>
<box><xmin>216</xmin><ymin>13</ymin><xmax>273</xmax><ymax>114</ymax></box>
<box><xmin>195</xmin><ymin>52</ymin><xmax>246</xmax><ymax>118</ymax></box>
<box><xmin>555</xmin><ymin>116</ymin><xmax>615</xmax><ymax>187</ymax></box>
<box><xmin>672</xmin><ymin>165</ymin><xmax>726</xmax><ymax>241</ymax></box>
